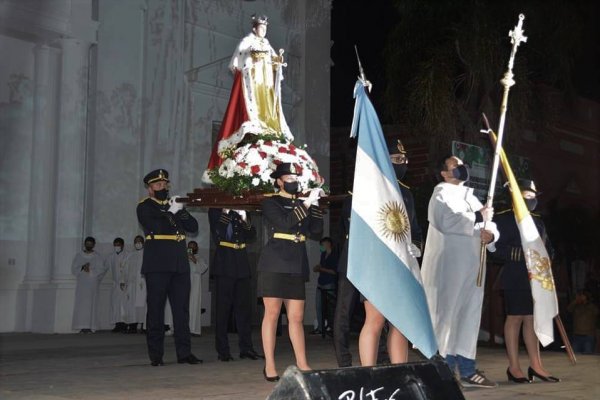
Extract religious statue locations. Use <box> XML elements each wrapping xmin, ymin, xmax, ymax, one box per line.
<box><xmin>203</xmin><ymin>14</ymin><xmax>323</xmax><ymax>195</ymax></box>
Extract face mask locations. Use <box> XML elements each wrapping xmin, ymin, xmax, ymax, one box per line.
<box><xmin>154</xmin><ymin>188</ymin><xmax>169</xmax><ymax>201</ymax></box>
<box><xmin>283</xmin><ymin>181</ymin><xmax>299</xmax><ymax>195</ymax></box>
<box><xmin>452</xmin><ymin>165</ymin><xmax>470</xmax><ymax>182</ymax></box>
<box><xmin>114</xmin><ymin>246</ymin><xmax>123</xmax><ymax>253</ymax></box>
<box><xmin>134</xmin><ymin>242</ymin><xmax>143</xmax><ymax>250</ymax></box>
<box><xmin>524</xmin><ymin>198</ymin><xmax>538</xmax><ymax>211</ymax></box>
<box><xmin>393</xmin><ymin>164</ymin><xmax>408</xmax><ymax>180</ymax></box>
<box><xmin>84</xmin><ymin>245</ymin><xmax>94</xmax><ymax>252</ymax></box>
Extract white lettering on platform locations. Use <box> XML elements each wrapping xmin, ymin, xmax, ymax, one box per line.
<box><xmin>338</xmin><ymin>386</ymin><xmax>401</xmax><ymax>400</ymax></box>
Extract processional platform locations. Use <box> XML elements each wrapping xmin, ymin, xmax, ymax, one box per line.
<box><xmin>180</xmin><ymin>188</ymin><xmax>348</xmax><ymax>211</ymax></box>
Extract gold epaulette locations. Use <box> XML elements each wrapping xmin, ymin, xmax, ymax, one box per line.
<box><xmin>398</xmin><ymin>181</ymin><xmax>410</xmax><ymax>189</ymax></box>
<box><xmin>138</xmin><ymin>197</ymin><xmax>149</xmax><ymax>204</ymax></box>
<box><xmin>150</xmin><ymin>198</ymin><xmax>169</xmax><ymax>205</ymax></box>
<box><xmin>266</xmin><ymin>191</ymin><xmax>295</xmax><ymax>199</ymax></box>
<box><xmin>496</xmin><ymin>209</ymin><xmax>513</xmax><ymax>215</ymax></box>
<box><xmin>531</xmin><ymin>211</ymin><xmax>540</xmax><ymax>217</ymax></box>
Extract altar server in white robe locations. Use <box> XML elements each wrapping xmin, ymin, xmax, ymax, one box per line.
<box><xmin>105</xmin><ymin>237</ymin><xmax>129</xmax><ymax>332</ymax></box>
<box><xmin>124</xmin><ymin>235</ymin><xmax>146</xmax><ymax>333</ymax></box>
<box><xmin>72</xmin><ymin>237</ymin><xmax>108</xmax><ymax>333</ymax></box>
<box><xmin>421</xmin><ymin>155</ymin><xmax>499</xmax><ymax>388</ymax></box>
<box><xmin>188</xmin><ymin>241</ymin><xmax>208</xmax><ymax>335</ymax></box>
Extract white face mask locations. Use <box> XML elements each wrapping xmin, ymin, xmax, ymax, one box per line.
<box><xmin>114</xmin><ymin>246</ymin><xmax>123</xmax><ymax>253</ymax></box>
<box><xmin>134</xmin><ymin>243</ymin><xmax>143</xmax><ymax>250</ymax></box>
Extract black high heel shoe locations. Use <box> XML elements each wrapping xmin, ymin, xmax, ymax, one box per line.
<box><xmin>528</xmin><ymin>367</ymin><xmax>560</xmax><ymax>382</ymax></box>
<box><xmin>507</xmin><ymin>368</ymin><xmax>531</xmax><ymax>383</ymax></box>
<box><xmin>263</xmin><ymin>366</ymin><xmax>280</xmax><ymax>382</ymax></box>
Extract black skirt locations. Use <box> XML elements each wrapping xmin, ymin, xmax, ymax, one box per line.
<box><xmin>257</xmin><ymin>271</ymin><xmax>305</xmax><ymax>300</ymax></box>
<box><xmin>504</xmin><ymin>289</ymin><xmax>534</xmax><ymax>315</ymax></box>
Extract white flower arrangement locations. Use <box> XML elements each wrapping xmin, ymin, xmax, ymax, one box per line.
<box><xmin>212</xmin><ymin>139</ymin><xmax>323</xmax><ymax>193</ymax></box>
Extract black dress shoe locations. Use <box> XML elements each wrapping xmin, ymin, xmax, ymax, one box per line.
<box><xmin>528</xmin><ymin>367</ymin><xmax>560</xmax><ymax>382</ymax></box>
<box><xmin>218</xmin><ymin>354</ymin><xmax>234</xmax><ymax>362</ymax></box>
<box><xmin>507</xmin><ymin>368</ymin><xmax>531</xmax><ymax>383</ymax></box>
<box><xmin>263</xmin><ymin>366</ymin><xmax>280</xmax><ymax>382</ymax></box>
<box><xmin>178</xmin><ymin>354</ymin><xmax>203</xmax><ymax>364</ymax></box>
<box><xmin>150</xmin><ymin>359</ymin><xmax>164</xmax><ymax>367</ymax></box>
<box><xmin>240</xmin><ymin>350</ymin><xmax>264</xmax><ymax>360</ymax></box>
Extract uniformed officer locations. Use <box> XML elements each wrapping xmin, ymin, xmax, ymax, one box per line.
<box><xmin>208</xmin><ymin>208</ymin><xmax>263</xmax><ymax>362</ymax></box>
<box><xmin>333</xmin><ymin>139</ymin><xmax>422</xmax><ymax>367</ymax></box>
<box><xmin>136</xmin><ymin>169</ymin><xmax>201</xmax><ymax>366</ymax></box>
<box><xmin>494</xmin><ymin>179</ymin><xmax>559</xmax><ymax>383</ymax></box>
<box><xmin>257</xmin><ymin>162</ymin><xmax>324</xmax><ymax>381</ymax></box>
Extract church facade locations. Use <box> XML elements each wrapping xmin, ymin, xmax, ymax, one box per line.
<box><xmin>0</xmin><ymin>0</ymin><xmax>331</xmax><ymax>333</ymax></box>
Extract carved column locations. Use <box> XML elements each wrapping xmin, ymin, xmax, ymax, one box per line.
<box><xmin>24</xmin><ymin>44</ymin><xmax>56</xmax><ymax>284</ymax></box>
<box><xmin>52</xmin><ymin>38</ymin><xmax>91</xmax><ymax>282</ymax></box>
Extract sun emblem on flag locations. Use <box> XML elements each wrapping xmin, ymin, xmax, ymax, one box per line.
<box><xmin>526</xmin><ymin>249</ymin><xmax>555</xmax><ymax>291</ymax></box>
<box><xmin>378</xmin><ymin>201</ymin><xmax>410</xmax><ymax>242</ymax></box>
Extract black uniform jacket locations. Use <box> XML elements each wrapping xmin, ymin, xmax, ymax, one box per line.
<box><xmin>494</xmin><ymin>209</ymin><xmax>553</xmax><ymax>290</ymax></box>
<box><xmin>137</xmin><ymin>197</ymin><xmax>199</xmax><ymax>274</ymax></box>
<box><xmin>208</xmin><ymin>208</ymin><xmax>256</xmax><ymax>279</ymax></box>
<box><xmin>399</xmin><ymin>182</ymin><xmax>423</xmax><ymax>250</ymax></box>
<box><xmin>257</xmin><ymin>194</ymin><xmax>324</xmax><ymax>280</ymax></box>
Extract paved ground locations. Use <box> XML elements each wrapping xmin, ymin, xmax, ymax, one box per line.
<box><xmin>0</xmin><ymin>329</ymin><xmax>598</xmax><ymax>399</ymax></box>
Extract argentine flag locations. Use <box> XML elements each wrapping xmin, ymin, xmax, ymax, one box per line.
<box><xmin>347</xmin><ymin>81</ymin><xmax>437</xmax><ymax>358</ymax></box>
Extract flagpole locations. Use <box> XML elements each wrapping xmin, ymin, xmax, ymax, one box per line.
<box><xmin>555</xmin><ymin>316</ymin><xmax>577</xmax><ymax>365</ymax></box>
<box><xmin>477</xmin><ymin>14</ymin><xmax>528</xmax><ymax>287</ymax></box>
<box><xmin>483</xmin><ymin>119</ymin><xmax>577</xmax><ymax>366</ymax></box>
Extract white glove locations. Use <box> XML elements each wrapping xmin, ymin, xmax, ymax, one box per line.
<box><xmin>222</xmin><ymin>208</ymin><xmax>230</xmax><ymax>214</ymax></box>
<box><xmin>408</xmin><ymin>242</ymin><xmax>422</xmax><ymax>258</ymax></box>
<box><xmin>235</xmin><ymin>210</ymin><xmax>247</xmax><ymax>221</ymax></box>
<box><xmin>479</xmin><ymin>206</ymin><xmax>494</xmax><ymax>222</ymax></box>
<box><xmin>303</xmin><ymin>188</ymin><xmax>325</xmax><ymax>208</ymax></box>
<box><xmin>168</xmin><ymin>196</ymin><xmax>184</xmax><ymax>214</ymax></box>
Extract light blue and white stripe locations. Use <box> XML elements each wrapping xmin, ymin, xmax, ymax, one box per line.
<box><xmin>348</xmin><ymin>80</ymin><xmax>437</xmax><ymax>358</ymax></box>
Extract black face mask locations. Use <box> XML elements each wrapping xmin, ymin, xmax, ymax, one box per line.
<box><xmin>283</xmin><ymin>181</ymin><xmax>299</xmax><ymax>195</ymax></box>
<box><xmin>84</xmin><ymin>245</ymin><xmax>94</xmax><ymax>252</ymax></box>
<box><xmin>393</xmin><ymin>164</ymin><xmax>408</xmax><ymax>180</ymax></box>
<box><xmin>452</xmin><ymin>165</ymin><xmax>470</xmax><ymax>182</ymax></box>
<box><xmin>524</xmin><ymin>198</ymin><xmax>538</xmax><ymax>211</ymax></box>
<box><xmin>154</xmin><ymin>189</ymin><xmax>169</xmax><ymax>201</ymax></box>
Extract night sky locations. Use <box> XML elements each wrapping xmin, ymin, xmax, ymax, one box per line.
<box><xmin>329</xmin><ymin>0</ymin><xmax>600</xmax><ymax>127</ymax></box>
<box><xmin>330</xmin><ymin>1</ymin><xmax>399</xmax><ymax>127</ymax></box>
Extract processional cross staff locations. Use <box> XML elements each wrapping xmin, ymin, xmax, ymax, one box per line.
<box><xmin>477</xmin><ymin>14</ymin><xmax>527</xmax><ymax>287</ymax></box>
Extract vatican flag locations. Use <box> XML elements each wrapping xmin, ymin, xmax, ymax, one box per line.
<box><xmin>492</xmin><ymin>132</ymin><xmax>558</xmax><ymax>345</ymax></box>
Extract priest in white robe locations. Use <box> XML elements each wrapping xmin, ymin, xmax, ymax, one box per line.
<box><xmin>124</xmin><ymin>235</ymin><xmax>146</xmax><ymax>332</ymax></box>
<box><xmin>71</xmin><ymin>237</ymin><xmax>108</xmax><ymax>333</ymax></box>
<box><xmin>188</xmin><ymin>241</ymin><xmax>208</xmax><ymax>336</ymax></box>
<box><xmin>421</xmin><ymin>155</ymin><xmax>499</xmax><ymax>388</ymax></box>
<box><xmin>105</xmin><ymin>237</ymin><xmax>129</xmax><ymax>332</ymax></box>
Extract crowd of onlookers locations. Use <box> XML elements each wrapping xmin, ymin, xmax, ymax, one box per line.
<box><xmin>71</xmin><ymin>236</ymin><xmax>207</xmax><ymax>335</ymax></box>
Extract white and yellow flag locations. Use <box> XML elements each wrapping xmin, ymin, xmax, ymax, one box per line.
<box><xmin>492</xmin><ymin>132</ymin><xmax>558</xmax><ymax>346</ymax></box>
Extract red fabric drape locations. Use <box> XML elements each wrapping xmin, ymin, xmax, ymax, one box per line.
<box><xmin>206</xmin><ymin>70</ymin><xmax>249</xmax><ymax>170</ymax></box>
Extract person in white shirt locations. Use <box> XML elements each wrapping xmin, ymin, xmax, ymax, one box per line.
<box><xmin>105</xmin><ymin>237</ymin><xmax>129</xmax><ymax>333</ymax></box>
<box><xmin>421</xmin><ymin>155</ymin><xmax>499</xmax><ymax>388</ymax></box>
<box><xmin>124</xmin><ymin>235</ymin><xmax>147</xmax><ymax>333</ymax></box>
<box><xmin>187</xmin><ymin>241</ymin><xmax>208</xmax><ymax>336</ymax></box>
<box><xmin>71</xmin><ymin>237</ymin><xmax>108</xmax><ymax>333</ymax></box>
